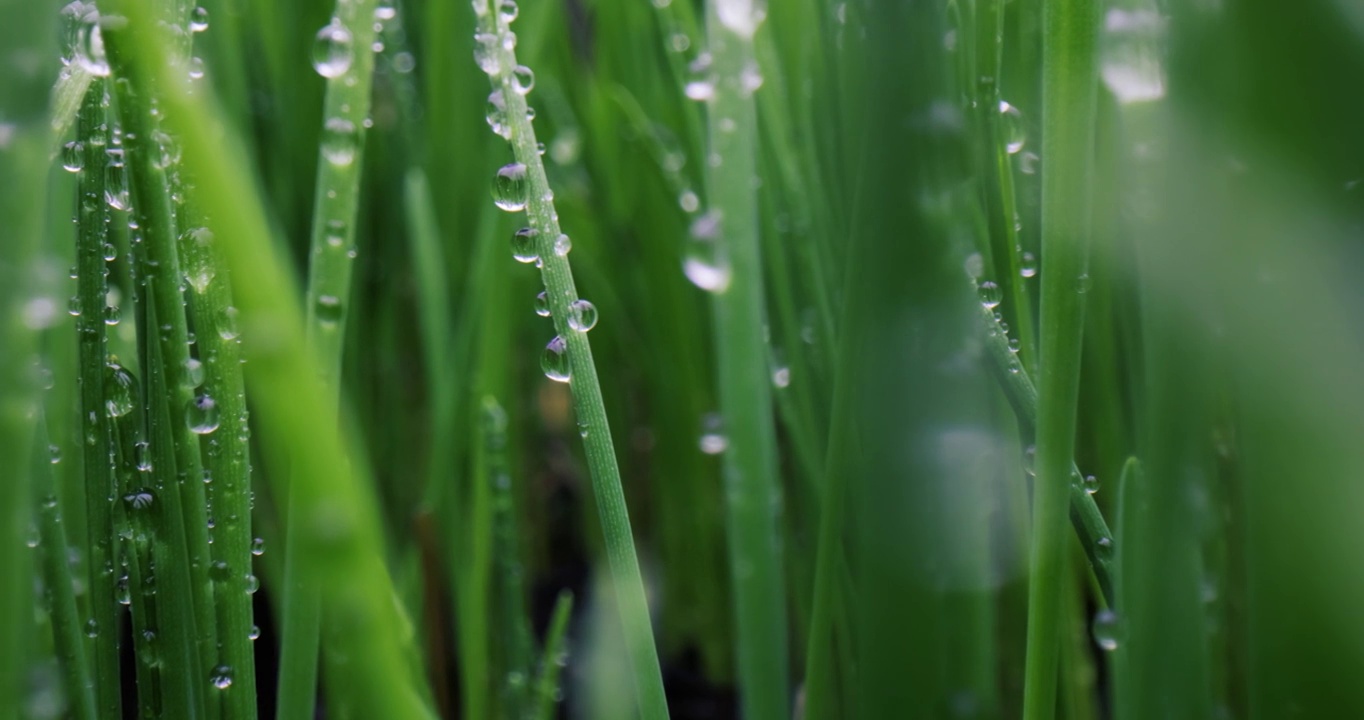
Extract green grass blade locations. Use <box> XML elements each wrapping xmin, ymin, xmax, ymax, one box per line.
<box><xmin>1020</xmin><ymin>0</ymin><xmax>1099</xmax><ymax>717</ymax></box>
<box><xmin>533</xmin><ymin>590</ymin><xmax>575</xmax><ymax>720</ymax></box>
<box><xmin>468</xmin><ymin>2</ymin><xmax>671</xmax><ymax>717</ymax></box>
<box><xmin>699</xmin><ymin>4</ymin><xmax>791</xmax><ymax>717</ymax></box>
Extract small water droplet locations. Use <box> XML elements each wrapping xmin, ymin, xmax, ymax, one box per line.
<box><xmin>1096</xmin><ymin>536</ymin><xmax>1114</xmax><ymax>561</ymax></box>
<box><xmin>183</xmin><ymin>358</ymin><xmax>204</xmax><ymax>388</ymax></box>
<box><xmin>186</xmin><ymin>393</ymin><xmax>220</xmax><ymax>435</ymax></box>
<box><xmin>210</xmin><ymin>665</ymin><xmax>233</xmax><ymax>690</ymax></box>
<box><xmin>1020</xmin><ymin>252</ymin><xmax>1038</xmax><ymax>278</ymax></box>
<box><xmin>321</xmin><ymin>117</ymin><xmax>358</xmax><ymax>166</ymax></box>
<box><xmin>567</xmin><ymin>299</ymin><xmax>597</xmax><ymax>332</ymax></box>
<box><xmin>85</xmin><ymin>618</ymin><xmax>99</xmax><ymax>638</ymax></box>
<box><xmin>541</xmin><ymin>335</ymin><xmax>571</xmax><ymax>383</ymax></box>
<box><xmin>473</xmin><ymin>32</ymin><xmax>501</xmax><ymax>75</ymax></box>
<box><xmin>218</xmin><ymin>306</ymin><xmax>240</xmax><ymax>340</ymax></box>
<box><xmin>978</xmin><ymin>280</ymin><xmax>1001</xmax><ymax>309</ymax></box>
<box><xmin>250</xmin><ymin>537</ymin><xmax>265</xmax><ymax>556</ymax></box>
<box><xmin>315</xmin><ymin>295</ymin><xmax>343</xmax><ymax>326</ymax></box>
<box><xmin>492</xmin><ymin>163</ymin><xmax>529</xmax><ymax>211</ymax></box>
<box><xmin>772</xmin><ymin>366</ymin><xmax>791</xmax><ymax>388</ymax></box>
<box><xmin>1092</xmin><ymin>609</ymin><xmax>1121</xmax><ymax>651</ymax></box>
<box><xmin>1083</xmin><ymin>474</ymin><xmax>1099</xmax><ymax>495</ymax></box>
<box><xmin>998</xmin><ymin>100</ymin><xmax>1026</xmax><ymax>155</ymax></box>
<box><xmin>244</xmin><ymin>573</ymin><xmax>259</xmax><ymax>594</ymax></box>
<box><xmin>553</xmin><ymin>233</ymin><xmax>572</xmax><ymax>256</ymax></box>
<box><xmin>684</xmin><ymin>80</ymin><xmax>714</xmax><ymax>101</ymax></box>
<box><xmin>102</xmin><ymin>243</ymin><xmax>117</xmax><ymax>261</ymax></box>
<box><xmin>104</xmin><ymin>363</ymin><xmax>137</xmax><ymax>418</ymax></box>
<box><xmin>180</xmin><ymin>226</ymin><xmax>216</xmax><ymax>293</ymax></box>
<box><xmin>511</xmin><ymin>65</ymin><xmax>534</xmax><ymax>94</ymax></box>
<box><xmin>116</xmin><ymin>577</ymin><xmax>131</xmax><ymax>605</ymax></box>
<box><xmin>68</xmin><ymin>295</ymin><xmax>82</xmax><ymax>317</ymax></box>
<box><xmin>1076</xmin><ymin>273</ymin><xmax>1092</xmax><ymax>294</ymax></box>
<box><xmin>248</xmin><ymin>625</ymin><xmax>261</xmax><ymax>641</ymax></box>
<box><xmin>312</xmin><ymin>19</ymin><xmax>354</xmax><ymax>78</ymax></box>
<box><xmin>511</xmin><ymin>227</ymin><xmax>539</xmax><ymax>263</ymax></box>
<box><xmin>699</xmin><ymin>413</ymin><xmax>728</xmax><ymax>454</ymax></box>
<box><xmin>683</xmin><ymin>210</ymin><xmax>730</xmax><ymax>293</ymax></box>
<box><xmin>679</xmin><ymin>189</ymin><xmax>700</xmax><ymax>213</ymax></box>
<box><xmin>499</xmin><ymin>0</ymin><xmax>519</xmax><ymax>21</ymax></box>
<box><xmin>485</xmin><ymin>90</ymin><xmax>511</xmax><ymax>139</ymax></box>
<box><xmin>190</xmin><ymin>6</ymin><xmax>209</xmax><ymax>32</ymax></box>
<box><xmin>534</xmin><ymin>291</ymin><xmax>550</xmax><ymax>317</ymax></box>
<box><xmin>76</xmin><ymin>16</ymin><xmax>110</xmax><ymax>77</ymax></box>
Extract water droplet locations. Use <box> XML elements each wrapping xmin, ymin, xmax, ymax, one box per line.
<box><xmin>103</xmin><ymin>243</ymin><xmax>117</xmax><ymax>262</ymax></box>
<box><xmin>315</xmin><ymin>295</ymin><xmax>343</xmax><ymax>326</ymax></box>
<box><xmin>1083</xmin><ymin>474</ymin><xmax>1099</xmax><ymax>495</ymax></box>
<box><xmin>567</xmin><ymin>299</ymin><xmax>597</xmax><ymax>332</ymax></box>
<box><xmin>1023</xmin><ymin>445</ymin><xmax>1036</xmax><ymax>477</ymax></box>
<box><xmin>541</xmin><ymin>335</ymin><xmax>571</xmax><ymax>383</ymax></box>
<box><xmin>715</xmin><ymin>0</ymin><xmax>767</xmax><ymax>38</ymax></box>
<box><xmin>76</xmin><ymin>16</ymin><xmax>110</xmax><ymax>77</ymax></box>
<box><xmin>510</xmin><ymin>227</ymin><xmax>539</xmax><ymax>263</ymax></box>
<box><xmin>125</xmin><ymin>489</ymin><xmax>154</xmax><ymax>510</ymax></box>
<box><xmin>1096</xmin><ymin>536</ymin><xmax>1114</xmax><ymax>561</ymax></box>
<box><xmin>1092</xmin><ymin>609</ymin><xmax>1121</xmax><ymax>651</ymax></box>
<box><xmin>180</xmin><ymin>226</ymin><xmax>216</xmax><ymax>294</ymax></box>
<box><xmin>473</xmin><ymin>32</ymin><xmax>501</xmax><ymax>75</ymax></box>
<box><xmin>188</xmin><ymin>56</ymin><xmax>206</xmax><ymax>79</ymax></box>
<box><xmin>190</xmin><ymin>6</ymin><xmax>209</xmax><ymax>32</ymax></box>
<box><xmin>103</xmin><ymin>363</ymin><xmax>137</xmax><ymax>418</ymax></box>
<box><xmin>670</xmin><ymin>33</ymin><xmax>690</xmax><ymax>53</ymax></box>
<box><xmin>85</xmin><ymin>618</ymin><xmax>99</xmax><ymax>638</ymax></box>
<box><xmin>218</xmin><ymin>306</ymin><xmax>240</xmax><ymax>340</ymax></box>
<box><xmin>210</xmin><ymin>665</ymin><xmax>233</xmax><ymax>690</ymax></box>
<box><xmin>512</xmin><ymin>65</ymin><xmax>534</xmax><ymax>94</ymax></box>
<box><xmin>978</xmin><ymin>280</ymin><xmax>1001</xmax><ymax>309</ymax></box>
<box><xmin>102</xmin><ymin>305</ymin><xmax>121</xmax><ymax>327</ymax></box>
<box><xmin>248</xmin><ymin>625</ymin><xmax>261</xmax><ymax>641</ymax></box>
<box><xmin>1020</xmin><ymin>151</ymin><xmax>1040</xmax><ymax>175</ymax></box>
<box><xmin>679</xmin><ymin>189</ymin><xmax>700</xmax><ymax>213</ymax></box>
<box><xmin>1076</xmin><ymin>273</ymin><xmax>1092</xmax><ymax>294</ymax></box>
<box><xmin>104</xmin><ymin>158</ymin><xmax>129</xmax><ymax>211</ymax></box>
<box><xmin>1020</xmin><ymin>252</ymin><xmax>1038</xmax><ymax>278</ymax></box>
<box><xmin>183</xmin><ymin>358</ymin><xmax>204</xmax><ymax>388</ymax></box>
<box><xmin>486</xmin><ymin>90</ymin><xmax>511</xmax><ymax>139</ymax></box>
<box><xmin>62</xmin><ymin>141</ymin><xmax>84</xmax><ymax>172</ymax></box>
<box><xmin>740</xmin><ymin>62</ymin><xmax>763</xmax><ymax>95</ymax></box>
<box><xmin>492</xmin><ymin>163</ymin><xmax>529</xmax><ymax>211</ymax></box>
<box><xmin>244</xmin><ymin>573</ymin><xmax>259</xmax><ymax>594</ymax></box>
<box><xmin>699</xmin><ymin>413</ymin><xmax>728</xmax><ymax>454</ymax></box>
<box><xmin>186</xmin><ymin>393</ymin><xmax>220</xmax><ymax>435</ymax></box>
<box><xmin>998</xmin><ymin>100</ymin><xmax>1026</xmax><ymax>154</ymax></box>
<box><xmin>534</xmin><ymin>291</ymin><xmax>550</xmax><ymax>317</ymax></box>
<box><xmin>771</xmin><ymin>366</ymin><xmax>791</xmax><ymax>388</ymax></box>
<box><xmin>312</xmin><ymin>19</ymin><xmax>354</xmax><ymax>78</ymax></box>
<box><xmin>553</xmin><ymin>233</ymin><xmax>572</xmax><ymax>256</ymax></box>
<box><xmin>683</xmin><ymin>210</ymin><xmax>730</xmax><ymax>293</ymax></box>
<box><xmin>250</xmin><ymin>537</ymin><xmax>265</xmax><ymax>556</ymax></box>
<box><xmin>68</xmin><ymin>295</ymin><xmax>82</xmax><ymax>317</ymax></box>
<box><xmin>321</xmin><ymin>117</ymin><xmax>358</xmax><ymax>166</ymax></box>
<box><xmin>116</xmin><ymin>577</ymin><xmax>131</xmax><ymax>605</ymax></box>
<box><xmin>499</xmin><ymin>0</ymin><xmax>519</xmax><ymax>22</ymax></box>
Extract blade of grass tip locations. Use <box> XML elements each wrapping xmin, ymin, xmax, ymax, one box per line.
<box><xmin>0</xmin><ymin>0</ymin><xmax>57</xmax><ymax>714</ymax></box>
<box><xmin>115</xmin><ymin>2</ymin><xmax>437</xmax><ymax>714</ymax></box>
<box><xmin>977</xmin><ymin>292</ymin><xmax>1115</xmax><ymax>605</ymax></box>
<box><xmin>34</xmin><ymin>415</ymin><xmax>97</xmax><ymax>720</ymax></box>
<box><xmin>278</xmin><ymin>2</ymin><xmax>381</xmax><ymax>717</ymax></box>
<box><xmin>1021</xmin><ymin>0</ymin><xmax>1099</xmax><ymax>717</ymax></box>
<box><xmin>102</xmin><ymin>8</ymin><xmax>223</xmax><ymax>695</ymax></box>
<box><xmin>469</xmin><ymin>3</ymin><xmax>670</xmax><ymax>718</ymax></box>
<box><xmin>698</xmin><ymin>1</ymin><xmax>791</xmax><ymax>717</ymax></box>
<box><xmin>532</xmin><ymin>590</ymin><xmax>575</xmax><ymax>720</ymax></box>
<box><xmin>70</xmin><ymin>75</ymin><xmax>125</xmax><ymax>719</ymax></box>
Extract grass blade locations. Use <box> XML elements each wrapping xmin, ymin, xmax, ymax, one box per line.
<box><xmin>533</xmin><ymin>590</ymin><xmax>575</xmax><ymax>720</ymax></box>
<box><xmin>1021</xmin><ymin>0</ymin><xmax>1100</xmax><ymax>717</ymax></box>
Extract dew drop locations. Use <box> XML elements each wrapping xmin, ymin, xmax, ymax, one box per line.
<box><xmin>321</xmin><ymin>117</ymin><xmax>359</xmax><ymax>166</ymax></box>
<box><xmin>567</xmin><ymin>299</ymin><xmax>597</xmax><ymax>332</ymax></box>
<box><xmin>699</xmin><ymin>413</ymin><xmax>728</xmax><ymax>454</ymax></box>
<box><xmin>486</xmin><ymin>90</ymin><xmax>511</xmax><ymax>140</ymax></box>
<box><xmin>978</xmin><ymin>280</ymin><xmax>1001</xmax><ymax>309</ymax></box>
<box><xmin>85</xmin><ymin>618</ymin><xmax>99</xmax><ymax>638</ymax></box>
<box><xmin>186</xmin><ymin>393</ymin><xmax>220</xmax><ymax>435</ymax></box>
<box><xmin>103</xmin><ymin>243</ymin><xmax>117</xmax><ymax>262</ymax></box>
<box><xmin>312</xmin><ymin>19</ymin><xmax>354</xmax><ymax>78</ymax></box>
<box><xmin>511</xmin><ymin>65</ymin><xmax>535</xmax><ymax>95</ymax></box>
<box><xmin>679</xmin><ymin>189</ymin><xmax>700</xmax><ymax>213</ymax></box>
<box><xmin>180</xmin><ymin>226</ymin><xmax>216</xmax><ymax>294</ymax></box>
<box><xmin>1083</xmin><ymin>474</ymin><xmax>1099</xmax><ymax>495</ymax></box>
<box><xmin>115</xmin><ymin>577</ymin><xmax>131</xmax><ymax>605</ymax></box>
<box><xmin>684</xmin><ymin>80</ymin><xmax>714</xmax><ymax>101</ymax></box>
<box><xmin>76</xmin><ymin>17</ymin><xmax>110</xmax><ymax>77</ymax></box>
<box><xmin>1020</xmin><ymin>252</ymin><xmax>1038</xmax><ymax>278</ymax></box>
<box><xmin>125</xmin><ymin>489</ymin><xmax>155</xmax><ymax>510</ymax></box>
<box><xmin>250</xmin><ymin>537</ymin><xmax>265</xmax><ymax>556</ymax></box>
<box><xmin>683</xmin><ymin>210</ymin><xmax>730</xmax><ymax>293</ymax></box>
<box><xmin>499</xmin><ymin>0</ymin><xmax>519</xmax><ymax>22</ymax></box>
<box><xmin>210</xmin><ymin>665</ymin><xmax>233</xmax><ymax>690</ymax></box>
<box><xmin>218</xmin><ymin>306</ymin><xmax>240</xmax><ymax>340</ymax></box>
<box><xmin>998</xmin><ymin>100</ymin><xmax>1026</xmax><ymax>155</ymax></box>
<box><xmin>553</xmin><ymin>233</ymin><xmax>572</xmax><ymax>256</ymax></box>
<box><xmin>534</xmin><ymin>291</ymin><xmax>550</xmax><ymax>317</ymax></box>
<box><xmin>62</xmin><ymin>141</ymin><xmax>84</xmax><ymax>172</ymax></box>
<box><xmin>248</xmin><ymin>625</ymin><xmax>261</xmax><ymax>641</ymax></box>
<box><xmin>492</xmin><ymin>163</ymin><xmax>529</xmax><ymax>212</ymax></box>
<box><xmin>183</xmin><ymin>358</ymin><xmax>204</xmax><ymax>388</ymax></box>
<box><xmin>244</xmin><ymin>573</ymin><xmax>259</xmax><ymax>594</ymax></box>
<box><xmin>1076</xmin><ymin>273</ymin><xmax>1092</xmax><ymax>294</ymax></box>
<box><xmin>1092</xmin><ymin>609</ymin><xmax>1121</xmax><ymax>651</ymax></box>
<box><xmin>511</xmin><ymin>227</ymin><xmax>539</xmax><ymax>263</ymax></box>
<box><xmin>541</xmin><ymin>335</ymin><xmax>571</xmax><ymax>383</ymax></box>
<box><xmin>190</xmin><ymin>6</ymin><xmax>209</xmax><ymax>32</ymax></box>
<box><xmin>315</xmin><ymin>295</ymin><xmax>343</xmax><ymax>326</ymax></box>
<box><xmin>473</xmin><ymin>32</ymin><xmax>501</xmax><ymax>75</ymax></box>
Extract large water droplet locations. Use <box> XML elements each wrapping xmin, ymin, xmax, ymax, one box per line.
<box><xmin>534</xmin><ymin>291</ymin><xmax>550</xmax><ymax>317</ymax></box>
<box><xmin>321</xmin><ymin>117</ymin><xmax>358</xmax><ymax>165</ymax></box>
<box><xmin>492</xmin><ymin>163</ymin><xmax>529</xmax><ymax>212</ymax></box>
<box><xmin>999</xmin><ymin>100</ymin><xmax>1025</xmax><ymax>155</ymax></box>
<box><xmin>104</xmin><ymin>363</ymin><xmax>137</xmax><ymax>418</ymax></box>
<box><xmin>312</xmin><ymin>19</ymin><xmax>354</xmax><ymax>78</ymax></box>
<box><xmin>186</xmin><ymin>393</ymin><xmax>220</xmax><ymax>435</ymax></box>
<box><xmin>541</xmin><ymin>335</ymin><xmax>570</xmax><ymax>383</ymax></box>
<box><xmin>567</xmin><ymin>299</ymin><xmax>597</xmax><ymax>332</ymax></box>
<box><xmin>62</xmin><ymin>141</ymin><xmax>85</xmax><ymax>172</ymax></box>
<box><xmin>511</xmin><ymin>227</ymin><xmax>539</xmax><ymax>263</ymax></box>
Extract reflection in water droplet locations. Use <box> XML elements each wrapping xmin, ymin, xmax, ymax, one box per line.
<box><xmin>312</xmin><ymin>19</ymin><xmax>354</xmax><ymax>78</ymax></box>
<box><xmin>511</xmin><ymin>227</ymin><xmax>539</xmax><ymax>263</ymax></box>
<box><xmin>187</xmin><ymin>393</ymin><xmax>221</xmax><ymax>435</ymax></box>
<box><xmin>567</xmin><ymin>299</ymin><xmax>597</xmax><ymax>332</ymax></box>
<box><xmin>541</xmin><ymin>335</ymin><xmax>571</xmax><ymax>383</ymax></box>
<box><xmin>492</xmin><ymin>163</ymin><xmax>529</xmax><ymax>211</ymax></box>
